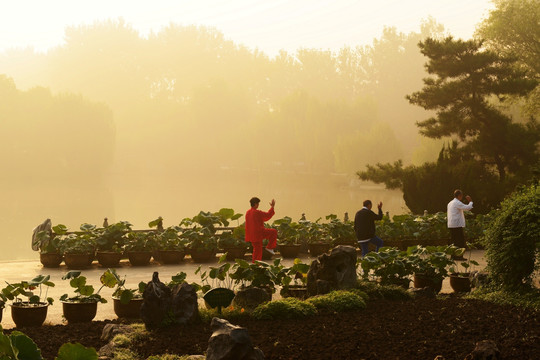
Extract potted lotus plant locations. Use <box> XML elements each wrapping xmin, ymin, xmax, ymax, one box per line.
<box><xmin>58</xmin><ymin>224</ymin><xmax>97</xmax><ymax>269</ymax></box>
<box><xmin>35</xmin><ymin>224</ymin><xmax>67</xmax><ymax>267</ymax></box>
<box><xmin>273</xmin><ymin>217</ymin><xmax>302</xmax><ymax>258</ymax></box>
<box><xmin>60</xmin><ymin>271</ymin><xmax>107</xmax><ymax>323</ymax></box>
<box><xmin>1</xmin><ymin>275</ymin><xmax>55</xmax><ymax>327</ymax></box>
<box><xmin>408</xmin><ymin>245</ymin><xmax>454</xmax><ymax>293</ymax></box>
<box><xmin>124</xmin><ymin>231</ymin><xmax>155</xmax><ymax>266</ymax></box>
<box><xmin>95</xmin><ymin>221</ymin><xmax>131</xmax><ymax>267</ymax></box>
<box><xmin>279</xmin><ymin>258</ymin><xmax>310</xmax><ymax>299</ymax></box>
<box><xmin>448</xmin><ymin>243</ymin><xmax>480</xmax><ymax>292</ymax></box>
<box><xmin>155</xmin><ymin>226</ymin><xmax>188</xmax><ymax>264</ymax></box>
<box><xmin>100</xmin><ymin>268</ymin><xmax>146</xmax><ymax>318</ymax></box>
<box><xmin>218</xmin><ymin>225</ymin><xmax>248</xmax><ymax>261</ymax></box>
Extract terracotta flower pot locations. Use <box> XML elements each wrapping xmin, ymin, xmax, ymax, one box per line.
<box><xmin>157</xmin><ymin>250</ymin><xmax>185</xmax><ymax>264</ymax></box>
<box><xmin>190</xmin><ymin>249</ymin><xmax>216</xmax><ymax>263</ymax></box>
<box><xmin>127</xmin><ymin>251</ymin><xmax>153</xmax><ymax>266</ymax></box>
<box><xmin>278</xmin><ymin>244</ymin><xmax>302</xmax><ymax>259</ymax></box>
<box><xmin>11</xmin><ymin>302</ymin><xmax>48</xmax><ymax>327</ymax></box>
<box><xmin>308</xmin><ymin>243</ymin><xmax>331</xmax><ymax>257</ymax></box>
<box><xmin>113</xmin><ymin>298</ymin><xmax>143</xmax><ymax>319</ymax></box>
<box><xmin>62</xmin><ymin>301</ymin><xmax>98</xmax><ymax>323</ymax></box>
<box><xmin>40</xmin><ymin>253</ymin><xmax>63</xmax><ymax>268</ymax></box>
<box><xmin>64</xmin><ymin>253</ymin><xmax>92</xmax><ymax>269</ymax></box>
<box><xmin>221</xmin><ymin>247</ymin><xmax>247</xmax><ymax>261</ymax></box>
<box><xmin>450</xmin><ymin>273</ymin><xmax>471</xmax><ymax>293</ymax></box>
<box><xmin>96</xmin><ymin>251</ymin><xmax>123</xmax><ymax>267</ymax></box>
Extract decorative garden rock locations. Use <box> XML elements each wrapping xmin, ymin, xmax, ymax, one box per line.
<box><xmin>206</xmin><ymin>317</ymin><xmax>264</xmax><ymax>360</ymax></box>
<box><xmin>464</xmin><ymin>340</ymin><xmax>500</xmax><ymax>360</ymax></box>
<box><xmin>233</xmin><ymin>287</ymin><xmax>271</xmax><ymax>310</ymax></box>
<box><xmin>141</xmin><ymin>272</ymin><xmax>199</xmax><ymax>329</ymax></box>
<box><xmin>101</xmin><ymin>324</ymin><xmax>134</xmax><ymax>342</ymax></box>
<box><xmin>306</xmin><ymin>245</ymin><xmax>357</xmax><ymax>296</ymax></box>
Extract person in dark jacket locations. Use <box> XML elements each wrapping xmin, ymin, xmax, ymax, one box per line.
<box><xmin>354</xmin><ymin>199</ymin><xmax>384</xmax><ymax>256</ymax></box>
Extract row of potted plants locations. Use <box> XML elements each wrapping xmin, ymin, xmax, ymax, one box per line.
<box><xmin>359</xmin><ymin>244</ymin><xmax>480</xmax><ymax>293</ymax></box>
<box><xmin>35</xmin><ymin>209</ymin><xmax>490</xmax><ymax>268</ymax></box>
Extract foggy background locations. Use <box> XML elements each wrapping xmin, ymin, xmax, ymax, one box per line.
<box><xmin>0</xmin><ymin>9</ymin><xmax>485</xmax><ymax>260</ymax></box>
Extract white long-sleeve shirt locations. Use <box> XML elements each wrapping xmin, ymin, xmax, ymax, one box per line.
<box><xmin>447</xmin><ymin>198</ymin><xmax>473</xmax><ymax>228</ymax></box>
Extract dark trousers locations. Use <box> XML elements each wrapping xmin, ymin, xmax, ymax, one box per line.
<box><xmin>449</xmin><ymin>227</ymin><xmax>466</xmax><ymax>248</ymax></box>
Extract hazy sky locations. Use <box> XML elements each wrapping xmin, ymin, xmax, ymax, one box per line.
<box><xmin>1</xmin><ymin>0</ymin><xmax>494</xmax><ymax>56</ymax></box>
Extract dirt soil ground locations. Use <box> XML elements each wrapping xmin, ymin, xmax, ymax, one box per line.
<box><xmin>6</xmin><ymin>296</ymin><xmax>540</xmax><ymax>360</ymax></box>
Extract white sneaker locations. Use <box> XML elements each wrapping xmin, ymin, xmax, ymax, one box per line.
<box><xmin>266</xmin><ymin>249</ymin><xmax>275</xmax><ymax>255</ymax></box>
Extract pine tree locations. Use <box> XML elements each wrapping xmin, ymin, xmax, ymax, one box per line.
<box><xmin>406</xmin><ymin>37</ymin><xmax>538</xmax><ymax>183</ymax></box>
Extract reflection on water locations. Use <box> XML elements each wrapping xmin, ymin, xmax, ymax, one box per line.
<box><xmin>0</xmin><ymin>169</ymin><xmax>406</xmax><ymax>261</ymax></box>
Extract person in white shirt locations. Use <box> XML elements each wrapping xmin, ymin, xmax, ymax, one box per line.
<box><xmin>447</xmin><ymin>189</ymin><xmax>473</xmax><ymax>254</ymax></box>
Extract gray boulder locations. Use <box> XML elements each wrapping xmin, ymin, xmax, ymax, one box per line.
<box><xmin>141</xmin><ymin>272</ymin><xmax>199</xmax><ymax>329</ymax></box>
<box><xmin>307</xmin><ymin>245</ymin><xmax>358</xmax><ymax>296</ymax></box>
<box><xmin>206</xmin><ymin>318</ymin><xmax>264</xmax><ymax>360</ymax></box>
<box><xmin>464</xmin><ymin>340</ymin><xmax>500</xmax><ymax>360</ymax></box>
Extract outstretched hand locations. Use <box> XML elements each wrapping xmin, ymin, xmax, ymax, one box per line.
<box><xmin>270</xmin><ymin>199</ymin><xmax>276</xmax><ymax>207</ymax></box>
<box><xmin>465</xmin><ymin>195</ymin><xmax>472</xmax><ymax>202</ymax></box>
<box><xmin>377</xmin><ymin>202</ymin><xmax>383</xmax><ymax>209</ymax></box>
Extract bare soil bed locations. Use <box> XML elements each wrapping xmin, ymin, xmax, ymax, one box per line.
<box><xmin>6</xmin><ymin>296</ymin><xmax>540</xmax><ymax>360</ymax></box>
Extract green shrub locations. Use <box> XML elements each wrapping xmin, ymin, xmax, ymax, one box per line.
<box><xmin>484</xmin><ymin>184</ymin><xmax>540</xmax><ymax>290</ymax></box>
<box><xmin>199</xmin><ymin>305</ymin><xmax>250</xmax><ymax>323</ymax></box>
<box><xmin>466</xmin><ymin>287</ymin><xmax>540</xmax><ymax>311</ymax></box>
<box><xmin>356</xmin><ymin>280</ymin><xmax>413</xmax><ymax>301</ymax></box>
<box><xmin>306</xmin><ymin>290</ymin><xmax>366</xmax><ymax>312</ymax></box>
<box><xmin>252</xmin><ymin>297</ymin><xmax>317</xmax><ymax>320</ymax></box>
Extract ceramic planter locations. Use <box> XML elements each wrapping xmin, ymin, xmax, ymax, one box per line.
<box><xmin>413</xmin><ymin>273</ymin><xmax>443</xmax><ymax>293</ymax></box>
<box><xmin>278</xmin><ymin>244</ymin><xmax>302</xmax><ymax>258</ymax></box>
<box><xmin>190</xmin><ymin>249</ymin><xmax>216</xmax><ymax>263</ymax></box>
<box><xmin>449</xmin><ymin>273</ymin><xmax>471</xmax><ymax>292</ymax></box>
<box><xmin>64</xmin><ymin>253</ymin><xmax>92</xmax><ymax>269</ymax></box>
<box><xmin>221</xmin><ymin>247</ymin><xmax>247</xmax><ymax>261</ymax></box>
<box><xmin>113</xmin><ymin>297</ymin><xmax>143</xmax><ymax>319</ymax></box>
<box><xmin>62</xmin><ymin>301</ymin><xmax>98</xmax><ymax>323</ymax></box>
<box><xmin>96</xmin><ymin>251</ymin><xmax>123</xmax><ymax>267</ymax></box>
<box><xmin>40</xmin><ymin>253</ymin><xmax>63</xmax><ymax>268</ymax></box>
<box><xmin>127</xmin><ymin>251</ymin><xmax>153</xmax><ymax>266</ymax></box>
<box><xmin>11</xmin><ymin>302</ymin><xmax>48</xmax><ymax>327</ymax></box>
<box><xmin>157</xmin><ymin>250</ymin><xmax>185</xmax><ymax>264</ymax></box>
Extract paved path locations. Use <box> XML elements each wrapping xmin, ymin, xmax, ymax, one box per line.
<box><xmin>0</xmin><ymin>250</ymin><xmax>487</xmax><ymax>329</ymax></box>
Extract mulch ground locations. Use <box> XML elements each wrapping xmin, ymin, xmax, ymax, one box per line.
<box><xmin>6</xmin><ymin>296</ymin><xmax>540</xmax><ymax>360</ymax></box>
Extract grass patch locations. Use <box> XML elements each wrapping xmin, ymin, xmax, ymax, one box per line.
<box><xmin>307</xmin><ymin>290</ymin><xmax>366</xmax><ymax>312</ymax></box>
<box><xmin>146</xmin><ymin>355</ymin><xmax>193</xmax><ymax>360</ymax></box>
<box><xmin>252</xmin><ymin>297</ymin><xmax>317</xmax><ymax>320</ymax></box>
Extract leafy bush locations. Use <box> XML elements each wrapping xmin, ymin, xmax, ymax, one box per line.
<box><xmin>252</xmin><ymin>297</ymin><xmax>317</xmax><ymax>320</ymax></box>
<box><xmin>0</xmin><ymin>327</ymin><xmax>42</xmax><ymax>360</ymax></box>
<box><xmin>306</xmin><ymin>290</ymin><xmax>366</xmax><ymax>312</ymax></box>
<box><xmin>356</xmin><ymin>280</ymin><xmax>413</xmax><ymax>301</ymax></box>
<box><xmin>199</xmin><ymin>306</ymin><xmax>249</xmax><ymax>323</ymax></box>
<box><xmin>484</xmin><ymin>184</ymin><xmax>540</xmax><ymax>289</ymax></box>
<box><xmin>55</xmin><ymin>343</ymin><xmax>98</xmax><ymax>360</ymax></box>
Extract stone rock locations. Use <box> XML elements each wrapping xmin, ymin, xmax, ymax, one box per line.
<box><xmin>408</xmin><ymin>287</ymin><xmax>437</xmax><ymax>298</ymax></box>
<box><xmin>206</xmin><ymin>317</ymin><xmax>264</xmax><ymax>360</ymax></box>
<box><xmin>434</xmin><ymin>356</ymin><xmax>445</xmax><ymax>360</ymax></box>
<box><xmin>100</xmin><ymin>324</ymin><xmax>134</xmax><ymax>342</ymax></box>
<box><xmin>185</xmin><ymin>356</ymin><xmax>206</xmax><ymax>360</ymax></box>
<box><xmin>464</xmin><ymin>340</ymin><xmax>500</xmax><ymax>360</ymax></box>
<box><xmin>233</xmin><ymin>287</ymin><xmax>271</xmax><ymax>310</ymax></box>
<box><xmin>141</xmin><ymin>272</ymin><xmax>199</xmax><ymax>329</ymax></box>
<box><xmin>306</xmin><ymin>245</ymin><xmax>358</xmax><ymax>296</ymax></box>
<box><xmin>470</xmin><ymin>271</ymin><xmax>490</xmax><ymax>289</ymax></box>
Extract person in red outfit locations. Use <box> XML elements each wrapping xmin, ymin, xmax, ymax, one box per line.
<box><xmin>245</xmin><ymin>197</ymin><xmax>278</xmax><ymax>262</ymax></box>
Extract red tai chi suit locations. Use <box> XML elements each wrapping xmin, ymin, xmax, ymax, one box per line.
<box><xmin>245</xmin><ymin>206</ymin><xmax>277</xmax><ymax>262</ymax></box>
